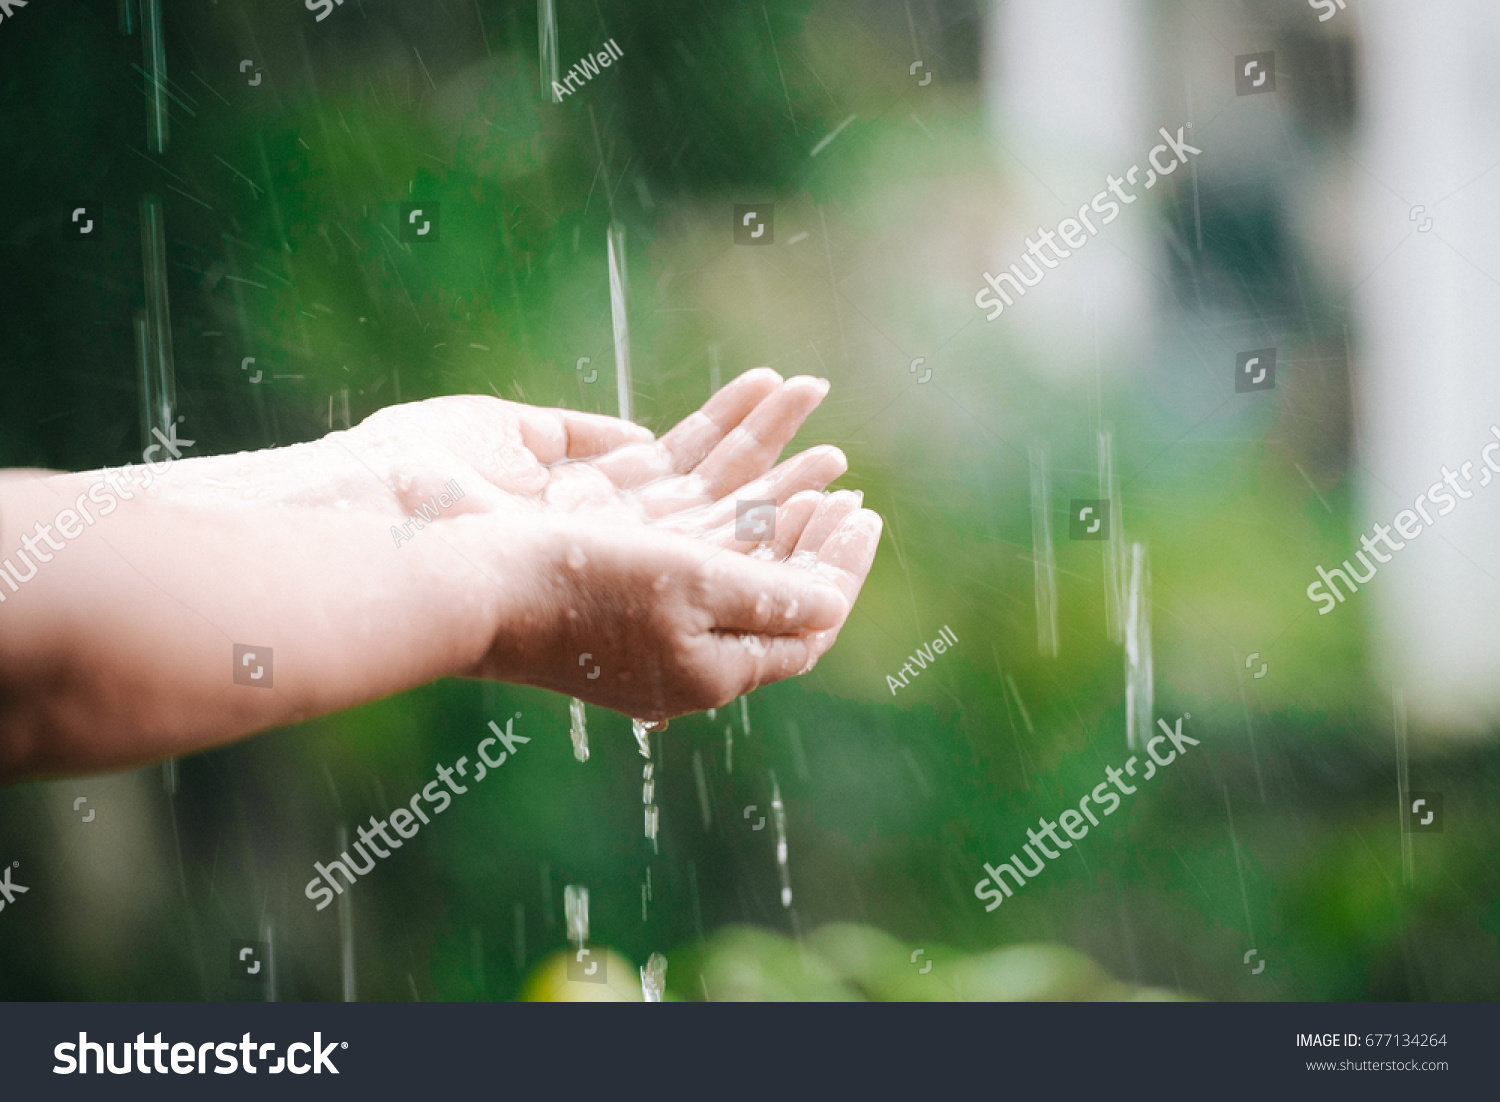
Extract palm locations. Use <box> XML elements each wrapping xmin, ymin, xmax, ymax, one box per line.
<box><xmin>350</xmin><ymin>369</ymin><xmax>849</xmax><ymax>545</ymax></box>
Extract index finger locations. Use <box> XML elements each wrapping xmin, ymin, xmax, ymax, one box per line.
<box><xmin>656</xmin><ymin>367</ymin><xmax>783</xmax><ymax>472</ymax></box>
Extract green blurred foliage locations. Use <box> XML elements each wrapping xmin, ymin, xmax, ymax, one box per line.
<box><xmin>0</xmin><ymin>0</ymin><xmax>1496</xmax><ymax>1003</ymax></box>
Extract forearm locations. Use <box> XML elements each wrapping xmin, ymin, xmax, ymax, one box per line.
<box><xmin>0</xmin><ymin>463</ymin><xmax>512</xmax><ymax>780</ymax></box>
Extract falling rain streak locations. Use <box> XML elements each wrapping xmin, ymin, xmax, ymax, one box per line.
<box><xmin>1124</xmin><ymin>542</ymin><xmax>1153</xmax><ymax>751</ymax></box>
<box><xmin>692</xmin><ymin>749</ymin><xmax>712</xmax><ymax>831</ymax></box>
<box><xmin>607</xmin><ymin>221</ymin><xmax>633</xmax><ymax>423</ymax></box>
<box><xmin>1098</xmin><ymin>428</ymin><xmax>1126</xmax><ymax>644</ymax></box>
<box><xmin>634</xmin><ymin>720</ymin><xmax>660</xmax><ymax>852</ymax></box>
<box><xmin>1394</xmin><ymin>689</ymin><xmax>1414</xmax><ymax>888</ymax></box>
<box><xmin>138</xmin><ymin>195</ymin><xmax>177</xmax><ymax>445</ymax></box>
<box><xmin>537</xmin><ymin>0</ymin><xmax>560</xmax><ymax>103</ymax></box>
<box><xmin>564</xmin><ymin>884</ymin><xmax>588</xmax><ymax>950</ymax></box>
<box><xmin>141</xmin><ymin>0</ymin><xmax>168</xmax><ymax>153</ymax></box>
<box><xmin>338</xmin><ymin>826</ymin><xmax>357</xmax><ymax>1002</ymax></box>
<box><xmin>769</xmin><ymin>770</ymin><xmax>791</xmax><ymax>909</ymax></box>
<box><xmin>1028</xmin><ymin>446</ymin><xmax>1060</xmax><ymax>658</ymax></box>
<box><xmin>568</xmin><ymin>697</ymin><xmax>589</xmax><ymax>762</ymax></box>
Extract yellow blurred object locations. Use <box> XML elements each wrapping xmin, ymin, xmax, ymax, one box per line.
<box><xmin>519</xmin><ymin>947</ymin><xmax>645</xmax><ymax>1002</ymax></box>
<box><xmin>516</xmin><ymin>924</ymin><xmax>1191</xmax><ymax>1002</ymax></box>
<box><xmin>671</xmin><ymin>923</ymin><xmax>1191</xmax><ymax>1002</ymax></box>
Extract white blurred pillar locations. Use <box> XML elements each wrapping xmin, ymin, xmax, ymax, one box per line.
<box><xmin>981</xmin><ymin>0</ymin><xmax>1155</xmax><ymax>377</ymax></box>
<box><xmin>1356</xmin><ymin>0</ymin><xmax>1500</xmax><ymax>733</ymax></box>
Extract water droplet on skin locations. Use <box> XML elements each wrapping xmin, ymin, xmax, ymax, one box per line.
<box><xmin>653</xmin><ymin>573</ymin><xmax>670</xmax><ymax>592</ymax></box>
<box><xmin>754</xmin><ymin>593</ymin><xmax>770</xmax><ymax>618</ymax></box>
<box><xmin>783</xmin><ymin>600</ymin><xmax>798</xmax><ymax>619</ymax></box>
<box><xmin>566</xmin><ymin>608</ymin><xmax>579</xmax><ymax>620</ymax></box>
<box><xmin>566</xmin><ymin>545</ymin><xmax>587</xmax><ymax>570</ymax></box>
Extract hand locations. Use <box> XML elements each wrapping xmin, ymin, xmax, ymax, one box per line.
<box><xmin>333</xmin><ymin>369</ymin><xmax>881</xmax><ymax>721</ymax></box>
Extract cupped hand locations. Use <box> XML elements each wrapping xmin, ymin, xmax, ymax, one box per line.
<box><xmin>327</xmin><ymin>369</ymin><xmax>880</xmax><ymax>721</ymax></box>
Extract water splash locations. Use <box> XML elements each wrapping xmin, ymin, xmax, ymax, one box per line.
<box><xmin>738</xmin><ymin>696</ymin><xmax>750</xmax><ymax>735</ymax></box>
<box><xmin>725</xmin><ymin>724</ymin><xmax>734</xmax><ymax>775</ymax></box>
<box><xmin>770</xmin><ymin>770</ymin><xmax>792</xmax><ymax>908</ymax></box>
<box><xmin>640</xmin><ymin>952</ymin><xmax>668</xmax><ymax>1002</ymax></box>
<box><xmin>607</xmin><ymin>221</ymin><xmax>632</xmax><ymax>423</ymax></box>
<box><xmin>1099</xmin><ymin>427</ymin><xmax>1126</xmax><ymax>644</ymax></box>
<box><xmin>1124</xmin><ymin>542</ymin><xmax>1153</xmax><ymax>751</ymax></box>
<box><xmin>537</xmin><ymin>0</ymin><xmax>560</xmax><ymax>102</ymax></box>
<box><xmin>635</xmin><ymin>724</ymin><xmax>659</xmax><ymax>852</ymax></box>
<box><xmin>564</xmin><ymin>884</ymin><xmax>588</xmax><ymax>951</ymax></box>
<box><xmin>1028</xmin><ymin>445</ymin><xmax>1059</xmax><ymax>658</ymax></box>
<box><xmin>643</xmin><ymin>759</ymin><xmax>658</xmax><ymax>850</ymax></box>
<box><xmin>568</xmin><ymin>697</ymin><xmax>589</xmax><ymax>762</ymax></box>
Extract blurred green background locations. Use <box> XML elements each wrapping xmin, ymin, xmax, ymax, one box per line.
<box><xmin>0</xmin><ymin>0</ymin><xmax>1496</xmax><ymax>1002</ymax></box>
